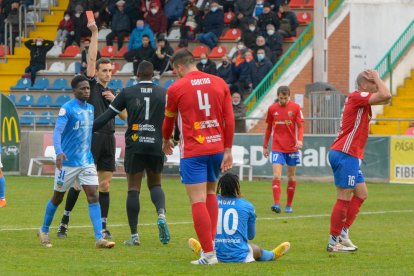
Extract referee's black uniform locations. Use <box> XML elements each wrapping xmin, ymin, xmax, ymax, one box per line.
<box><xmin>87</xmin><ymin>77</ymin><xmax>117</xmax><ymax>172</ymax></box>
<box><xmin>95</xmin><ymin>80</ymin><xmax>166</xmax><ymax>174</ymax></box>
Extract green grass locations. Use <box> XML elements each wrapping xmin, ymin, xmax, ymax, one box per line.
<box><xmin>1</xmin><ymin>176</ymin><xmax>414</xmax><ymax>275</ymax></box>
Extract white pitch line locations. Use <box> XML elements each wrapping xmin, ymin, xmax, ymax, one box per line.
<box><xmin>1</xmin><ymin>209</ymin><xmax>413</xmax><ymax>232</ymax></box>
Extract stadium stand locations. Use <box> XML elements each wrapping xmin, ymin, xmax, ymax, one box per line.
<box><xmin>209</xmin><ymin>46</ymin><xmax>227</xmax><ymax>58</ymax></box>
<box><xmin>125</xmin><ymin>78</ymin><xmax>139</xmax><ymax>88</ymax></box>
<box><xmin>108</xmin><ymin>78</ymin><xmax>123</xmax><ymax>90</ymax></box>
<box><xmin>51</xmin><ymin>78</ymin><xmax>71</xmax><ymax>90</ymax></box>
<box><xmin>219</xmin><ymin>29</ymin><xmax>241</xmax><ymax>41</ymax></box>
<box><xmin>59</xmin><ymin>45</ymin><xmax>80</xmax><ymax>58</ymax></box>
<box><xmin>16</xmin><ymin>94</ymin><xmax>35</xmax><ymax>107</ymax></box>
<box><xmin>66</xmin><ymin>62</ymin><xmax>82</xmax><ymax>74</ymax></box>
<box><xmin>101</xmin><ymin>46</ymin><xmax>116</xmax><ymax>58</ymax></box>
<box><xmin>11</xmin><ymin>78</ymin><xmax>32</xmax><ymax>90</ymax></box>
<box><xmin>297</xmin><ymin>12</ymin><xmax>312</xmax><ymax>25</ymax></box>
<box><xmin>289</xmin><ymin>0</ymin><xmax>314</xmax><ymax>8</ymax></box>
<box><xmin>163</xmin><ymin>79</ymin><xmax>175</xmax><ymax>89</ymax></box>
<box><xmin>30</xmin><ymin>78</ymin><xmax>50</xmax><ymax>90</ymax></box>
<box><xmin>52</xmin><ymin>95</ymin><xmax>71</xmax><ymax>107</ymax></box>
<box><xmin>232</xmin><ymin>145</ymin><xmax>253</xmax><ymax>181</ymax></box>
<box><xmin>35</xmin><ymin>95</ymin><xmax>52</xmax><ymax>107</ymax></box>
<box><xmin>45</xmin><ymin>62</ymin><xmax>66</xmax><ymax>73</ymax></box>
<box><xmin>20</xmin><ymin>111</ymin><xmax>36</xmax><ymax>125</ymax></box>
<box><xmin>192</xmin><ymin>45</ymin><xmax>210</xmax><ymax>58</ymax></box>
<box><xmin>7</xmin><ymin>94</ymin><xmax>16</xmax><ymax>105</ymax></box>
<box><xmin>37</xmin><ymin>111</ymin><xmax>55</xmax><ymax>125</ymax></box>
<box><xmin>27</xmin><ymin>145</ymin><xmax>56</xmax><ymax>176</ymax></box>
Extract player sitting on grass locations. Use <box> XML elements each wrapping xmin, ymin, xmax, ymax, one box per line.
<box><xmin>188</xmin><ymin>173</ymin><xmax>290</xmax><ymax>263</ymax></box>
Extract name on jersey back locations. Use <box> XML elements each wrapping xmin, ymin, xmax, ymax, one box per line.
<box><xmin>140</xmin><ymin>88</ymin><xmax>152</xmax><ymax>93</ymax></box>
<box><xmin>191</xmin><ymin>78</ymin><xmax>211</xmax><ymax>86</ymax></box>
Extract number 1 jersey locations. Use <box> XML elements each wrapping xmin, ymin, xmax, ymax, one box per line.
<box><xmin>165</xmin><ymin>71</ymin><xmax>234</xmax><ymax>158</ymax></box>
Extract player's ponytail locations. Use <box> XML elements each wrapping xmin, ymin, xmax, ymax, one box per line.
<box><xmin>216</xmin><ymin>173</ymin><xmax>241</xmax><ymax>198</ymax></box>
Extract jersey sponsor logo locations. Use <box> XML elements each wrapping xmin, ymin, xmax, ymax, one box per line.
<box><xmin>190</xmin><ymin>78</ymin><xmax>211</xmax><ymax>86</ymax></box>
<box><xmin>58</xmin><ymin>108</ymin><xmax>66</xmax><ymax>116</ymax></box>
<box><xmin>273</xmin><ymin>111</ymin><xmax>279</xmax><ymax>116</ymax></box>
<box><xmin>205</xmin><ymin>134</ymin><xmax>222</xmax><ymax>143</ymax></box>
<box><xmin>288</xmin><ymin>111</ymin><xmax>293</xmax><ymax>117</ymax></box>
<box><xmin>360</xmin><ymin>92</ymin><xmax>369</xmax><ymax>97</ymax></box>
<box><xmin>165</xmin><ymin>110</ymin><xmax>177</xmax><ymax>118</ymax></box>
<box><xmin>138</xmin><ymin>124</ymin><xmax>155</xmax><ymax>132</ymax></box>
<box><xmin>273</xmin><ymin>120</ymin><xmax>291</xmax><ymax>125</ymax></box>
<box><xmin>138</xmin><ymin>136</ymin><xmax>155</xmax><ymax>143</ymax></box>
<box><xmin>193</xmin><ymin>119</ymin><xmax>219</xmax><ymax>130</ymax></box>
<box><xmin>131</xmin><ymin>133</ymin><xmax>139</xmax><ymax>141</ymax></box>
<box><xmin>195</xmin><ymin>135</ymin><xmax>205</xmax><ymax>144</ymax></box>
<box><xmin>132</xmin><ymin>124</ymin><xmax>139</xmax><ymax>131</ymax></box>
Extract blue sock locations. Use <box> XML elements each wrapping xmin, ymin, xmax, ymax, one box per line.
<box><xmin>41</xmin><ymin>200</ymin><xmax>58</xmax><ymax>233</ymax></box>
<box><xmin>258</xmin><ymin>249</ymin><xmax>275</xmax><ymax>261</ymax></box>
<box><xmin>88</xmin><ymin>202</ymin><xmax>102</xmax><ymax>240</ymax></box>
<box><xmin>0</xmin><ymin>176</ymin><xmax>5</xmax><ymax>199</ymax></box>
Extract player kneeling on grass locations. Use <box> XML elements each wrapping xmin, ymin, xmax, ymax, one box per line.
<box><xmin>37</xmin><ymin>75</ymin><xmax>115</xmax><ymax>249</ymax></box>
<box><xmin>188</xmin><ymin>173</ymin><xmax>290</xmax><ymax>263</ymax></box>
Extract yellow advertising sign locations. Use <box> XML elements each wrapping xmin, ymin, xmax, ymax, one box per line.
<box><xmin>2</xmin><ymin>116</ymin><xmax>20</xmax><ymax>143</ymax></box>
<box><xmin>389</xmin><ymin>137</ymin><xmax>414</xmax><ymax>183</ymax></box>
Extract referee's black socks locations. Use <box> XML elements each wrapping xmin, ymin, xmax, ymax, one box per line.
<box><xmin>99</xmin><ymin>191</ymin><xmax>110</xmax><ymax>229</ymax></box>
<box><xmin>62</xmin><ymin>187</ymin><xmax>81</xmax><ymax>224</ymax></box>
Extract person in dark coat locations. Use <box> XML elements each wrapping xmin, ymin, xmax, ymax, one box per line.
<box><xmin>252</xmin><ymin>35</ymin><xmax>272</xmax><ymax>61</ymax></box>
<box><xmin>196</xmin><ymin>53</ymin><xmax>217</xmax><ymax>75</ymax></box>
<box><xmin>129</xmin><ymin>34</ymin><xmax>155</xmax><ymax>75</ymax></box>
<box><xmin>164</xmin><ymin>0</ymin><xmax>184</xmax><ymax>30</ymax></box>
<box><xmin>250</xmin><ymin>48</ymin><xmax>273</xmax><ymax>88</ymax></box>
<box><xmin>66</xmin><ymin>6</ymin><xmax>91</xmax><ymax>47</ymax></box>
<box><xmin>144</xmin><ymin>1</ymin><xmax>168</xmax><ymax>36</ymax></box>
<box><xmin>241</xmin><ymin>19</ymin><xmax>260</xmax><ymax>49</ymax></box>
<box><xmin>265</xmin><ymin>23</ymin><xmax>283</xmax><ymax>63</ymax></box>
<box><xmin>24</xmin><ymin>38</ymin><xmax>54</xmax><ymax>85</ymax></box>
<box><xmin>234</xmin><ymin>0</ymin><xmax>255</xmax><ymax>17</ymax></box>
<box><xmin>178</xmin><ymin>4</ymin><xmax>201</xmax><ymax>47</ymax></box>
<box><xmin>196</xmin><ymin>0</ymin><xmax>224</xmax><ymax>49</ymax></box>
<box><xmin>80</xmin><ymin>38</ymin><xmax>101</xmax><ymax>74</ymax></box>
<box><xmin>6</xmin><ymin>2</ymin><xmax>24</xmax><ymax>53</ymax></box>
<box><xmin>217</xmin><ymin>55</ymin><xmax>233</xmax><ymax>85</ymax></box>
<box><xmin>232</xmin><ymin>92</ymin><xmax>247</xmax><ymax>133</ymax></box>
<box><xmin>257</xmin><ymin>3</ymin><xmax>279</xmax><ymax>34</ymax></box>
<box><xmin>233</xmin><ymin>50</ymin><xmax>254</xmax><ymax>98</ymax></box>
<box><xmin>278</xmin><ymin>4</ymin><xmax>298</xmax><ymax>38</ymax></box>
<box><xmin>106</xmin><ymin>0</ymin><xmax>131</xmax><ymax>50</ymax></box>
<box><xmin>151</xmin><ymin>36</ymin><xmax>173</xmax><ymax>73</ymax></box>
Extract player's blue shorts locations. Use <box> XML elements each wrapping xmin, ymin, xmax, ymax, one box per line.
<box><xmin>328</xmin><ymin>150</ymin><xmax>365</xmax><ymax>188</ymax></box>
<box><xmin>180</xmin><ymin>152</ymin><xmax>224</xmax><ymax>184</ymax></box>
<box><xmin>271</xmin><ymin>151</ymin><xmax>300</xmax><ymax>166</ymax></box>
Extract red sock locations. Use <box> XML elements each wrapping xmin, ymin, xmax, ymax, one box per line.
<box><xmin>206</xmin><ymin>194</ymin><xmax>218</xmax><ymax>240</ymax></box>
<box><xmin>192</xmin><ymin>202</ymin><xmax>214</xmax><ymax>253</ymax></box>
<box><xmin>272</xmin><ymin>180</ymin><xmax>281</xmax><ymax>204</ymax></box>
<box><xmin>330</xmin><ymin>199</ymin><xmax>350</xmax><ymax>236</ymax></box>
<box><xmin>344</xmin><ymin>196</ymin><xmax>365</xmax><ymax>228</ymax></box>
<box><xmin>286</xmin><ymin>181</ymin><xmax>296</xmax><ymax>206</ymax></box>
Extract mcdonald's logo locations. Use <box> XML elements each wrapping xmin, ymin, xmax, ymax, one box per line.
<box><xmin>2</xmin><ymin>116</ymin><xmax>20</xmax><ymax>143</ymax></box>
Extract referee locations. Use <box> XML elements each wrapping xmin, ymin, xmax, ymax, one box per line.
<box><xmin>57</xmin><ymin>22</ymin><xmax>126</xmax><ymax>239</ymax></box>
<box><xmin>93</xmin><ymin>60</ymin><xmax>170</xmax><ymax>246</ymax></box>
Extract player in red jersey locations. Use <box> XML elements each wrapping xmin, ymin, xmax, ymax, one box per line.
<box><xmin>263</xmin><ymin>86</ymin><xmax>304</xmax><ymax>214</ymax></box>
<box><xmin>327</xmin><ymin>69</ymin><xmax>391</xmax><ymax>253</ymax></box>
<box><xmin>162</xmin><ymin>49</ymin><xmax>235</xmax><ymax>265</ymax></box>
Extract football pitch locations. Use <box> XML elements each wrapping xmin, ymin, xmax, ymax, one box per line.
<box><xmin>1</xmin><ymin>176</ymin><xmax>414</xmax><ymax>275</ymax></box>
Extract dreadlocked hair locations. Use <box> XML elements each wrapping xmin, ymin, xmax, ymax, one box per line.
<box><xmin>216</xmin><ymin>173</ymin><xmax>241</xmax><ymax>198</ymax></box>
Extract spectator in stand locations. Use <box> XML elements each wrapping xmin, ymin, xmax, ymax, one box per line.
<box><xmin>178</xmin><ymin>4</ymin><xmax>201</xmax><ymax>47</ymax></box>
<box><xmin>152</xmin><ymin>36</ymin><xmax>173</xmax><ymax>74</ymax></box>
<box><xmin>241</xmin><ymin>19</ymin><xmax>260</xmax><ymax>49</ymax></box>
<box><xmin>106</xmin><ymin>0</ymin><xmax>131</xmax><ymax>51</ymax></box>
<box><xmin>80</xmin><ymin>38</ymin><xmax>101</xmax><ymax>74</ymax></box>
<box><xmin>127</xmin><ymin>35</ymin><xmax>155</xmax><ymax>75</ymax></box>
<box><xmin>218</xmin><ymin>0</ymin><xmax>236</xmax><ymax>13</ymax></box>
<box><xmin>232</xmin><ymin>92</ymin><xmax>247</xmax><ymax>133</ymax></box>
<box><xmin>233</xmin><ymin>50</ymin><xmax>254</xmax><ymax>98</ymax></box>
<box><xmin>196</xmin><ymin>0</ymin><xmax>224</xmax><ymax>50</ymax></box>
<box><xmin>23</xmin><ymin>38</ymin><xmax>54</xmax><ymax>85</ymax></box>
<box><xmin>196</xmin><ymin>52</ymin><xmax>217</xmax><ymax>75</ymax></box>
<box><xmin>217</xmin><ymin>55</ymin><xmax>234</xmax><ymax>85</ymax></box>
<box><xmin>123</xmin><ymin>0</ymin><xmax>143</xmax><ymax>29</ymax></box>
<box><xmin>66</xmin><ymin>1</ymin><xmax>86</xmax><ymax>16</ymax></box>
<box><xmin>251</xmin><ymin>48</ymin><xmax>273</xmax><ymax>88</ymax></box>
<box><xmin>6</xmin><ymin>1</ymin><xmax>24</xmax><ymax>53</ymax></box>
<box><xmin>67</xmin><ymin>5</ymin><xmax>91</xmax><ymax>47</ymax></box>
<box><xmin>253</xmin><ymin>0</ymin><xmax>265</xmax><ymax>19</ymax></box>
<box><xmin>124</xmin><ymin>19</ymin><xmax>156</xmax><ymax>62</ymax></box>
<box><xmin>278</xmin><ymin>4</ymin><xmax>298</xmax><ymax>38</ymax></box>
<box><xmin>0</xmin><ymin>8</ymin><xmax>6</xmax><ymax>45</ymax></box>
<box><xmin>258</xmin><ymin>3</ymin><xmax>279</xmax><ymax>35</ymax></box>
<box><xmin>268</xmin><ymin>0</ymin><xmax>289</xmax><ymax>13</ymax></box>
<box><xmin>55</xmin><ymin>12</ymin><xmax>74</xmax><ymax>47</ymax></box>
<box><xmin>83</xmin><ymin>0</ymin><xmax>110</xmax><ymax>29</ymax></box>
<box><xmin>265</xmin><ymin>24</ymin><xmax>283</xmax><ymax>63</ymax></box>
<box><xmin>164</xmin><ymin>0</ymin><xmax>184</xmax><ymax>30</ymax></box>
<box><xmin>253</xmin><ymin>35</ymin><xmax>272</xmax><ymax>60</ymax></box>
<box><xmin>228</xmin><ymin>40</ymin><xmax>247</xmax><ymax>61</ymax></box>
<box><xmin>144</xmin><ymin>1</ymin><xmax>168</xmax><ymax>36</ymax></box>
<box><xmin>234</xmin><ymin>0</ymin><xmax>256</xmax><ymax>19</ymax></box>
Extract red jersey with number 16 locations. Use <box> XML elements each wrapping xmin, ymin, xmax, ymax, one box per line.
<box><xmin>265</xmin><ymin>101</ymin><xmax>304</xmax><ymax>153</ymax></box>
<box><xmin>331</xmin><ymin>91</ymin><xmax>373</xmax><ymax>159</ymax></box>
<box><xmin>165</xmin><ymin>71</ymin><xmax>234</xmax><ymax>158</ymax></box>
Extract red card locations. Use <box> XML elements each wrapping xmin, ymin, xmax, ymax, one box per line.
<box><xmin>86</xmin><ymin>10</ymin><xmax>95</xmax><ymax>23</ymax></box>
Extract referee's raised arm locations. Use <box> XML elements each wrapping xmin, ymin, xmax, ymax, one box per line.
<box><xmin>86</xmin><ymin>22</ymin><xmax>99</xmax><ymax>78</ymax></box>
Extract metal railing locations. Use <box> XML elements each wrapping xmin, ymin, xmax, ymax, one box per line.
<box><xmin>3</xmin><ymin>21</ymin><xmax>13</xmax><ymax>55</ymax></box>
<box><xmin>244</xmin><ymin>0</ymin><xmax>345</xmax><ymax>116</ymax></box>
<box><xmin>374</xmin><ymin>19</ymin><xmax>414</xmax><ymax>93</ymax></box>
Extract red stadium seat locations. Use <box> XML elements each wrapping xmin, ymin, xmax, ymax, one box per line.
<box><xmin>297</xmin><ymin>11</ymin><xmax>312</xmax><ymax>25</ymax></box>
<box><xmin>101</xmin><ymin>45</ymin><xmax>116</xmax><ymax>57</ymax></box>
<box><xmin>224</xmin><ymin>12</ymin><xmax>235</xmax><ymax>24</ymax></box>
<box><xmin>284</xmin><ymin>36</ymin><xmax>297</xmax><ymax>42</ymax></box>
<box><xmin>219</xmin><ymin>28</ymin><xmax>241</xmax><ymax>41</ymax></box>
<box><xmin>192</xmin><ymin>46</ymin><xmax>209</xmax><ymax>58</ymax></box>
<box><xmin>0</xmin><ymin>45</ymin><xmax>10</xmax><ymax>57</ymax></box>
<box><xmin>115</xmin><ymin>45</ymin><xmax>128</xmax><ymax>58</ymax></box>
<box><xmin>111</xmin><ymin>62</ymin><xmax>120</xmax><ymax>74</ymax></box>
<box><xmin>289</xmin><ymin>0</ymin><xmax>314</xmax><ymax>8</ymax></box>
<box><xmin>174</xmin><ymin>46</ymin><xmax>187</xmax><ymax>53</ymax></box>
<box><xmin>209</xmin><ymin>46</ymin><xmax>227</xmax><ymax>58</ymax></box>
<box><xmin>406</xmin><ymin>127</ymin><xmax>414</xmax><ymax>136</ymax></box>
<box><xmin>59</xmin><ymin>45</ymin><xmax>80</xmax><ymax>57</ymax></box>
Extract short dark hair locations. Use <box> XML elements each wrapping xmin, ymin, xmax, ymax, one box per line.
<box><xmin>171</xmin><ymin>49</ymin><xmax>195</xmax><ymax>68</ymax></box>
<box><xmin>71</xmin><ymin>75</ymin><xmax>88</xmax><ymax>89</ymax></box>
<box><xmin>83</xmin><ymin>38</ymin><xmax>91</xmax><ymax>43</ymax></box>
<box><xmin>137</xmin><ymin>60</ymin><xmax>154</xmax><ymax>79</ymax></box>
<box><xmin>95</xmin><ymin>58</ymin><xmax>111</xmax><ymax>70</ymax></box>
<box><xmin>216</xmin><ymin>173</ymin><xmax>241</xmax><ymax>198</ymax></box>
<box><xmin>277</xmin><ymin>85</ymin><xmax>290</xmax><ymax>95</ymax></box>
<box><xmin>142</xmin><ymin>34</ymin><xmax>150</xmax><ymax>39</ymax></box>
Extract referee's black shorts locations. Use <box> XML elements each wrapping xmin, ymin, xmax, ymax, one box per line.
<box><xmin>91</xmin><ymin>132</ymin><xmax>116</xmax><ymax>172</ymax></box>
<box><xmin>124</xmin><ymin>151</ymin><xmax>164</xmax><ymax>174</ymax></box>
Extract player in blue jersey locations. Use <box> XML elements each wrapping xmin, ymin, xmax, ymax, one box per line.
<box><xmin>0</xmin><ymin>153</ymin><xmax>6</xmax><ymax>208</ymax></box>
<box><xmin>37</xmin><ymin>75</ymin><xmax>115</xmax><ymax>249</ymax></box>
<box><xmin>188</xmin><ymin>173</ymin><xmax>291</xmax><ymax>263</ymax></box>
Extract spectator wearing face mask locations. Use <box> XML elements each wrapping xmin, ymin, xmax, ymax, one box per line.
<box><xmin>55</xmin><ymin>12</ymin><xmax>74</xmax><ymax>47</ymax></box>
<box><xmin>250</xmin><ymin>48</ymin><xmax>273</xmax><ymax>88</ymax></box>
<box><xmin>196</xmin><ymin>0</ymin><xmax>224</xmax><ymax>50</ymax></box>
<box><xmin>233</xmin><ymin>50</ymin><xmax>254</xmax><ymax>97</ymax></box>
<box><xmin>144</xmin><ymin>1</ymin><xmax>168</xmax><ymax>36</ymax></box>
<box><xmin>125</xmin><ymin>19</ymin><xmax>156</xmax><ymax>59</ymax></box>
<box><xmin>258</xmin><ymin>3</ymin><xmax>279</xmax><ymax>34</ymax></box>
<box><xmin>66</xmin><ymin>5</ymin><xmax>91</xmax><ymax>47</ymax></box>
<box><xmin>80</xmin><ymin>38</ymin><xmax>101</xmax><ymax>74</ymax></box>
<box><xmin>241</xmin><ymin>19</ymin><xmax>260</xmax><ymax>49</ymax></box>
<box><xmin>178</xmin><ymin>5</ymin><xmax>201</xmax><ymax>47</ymax></box>
<box><xmin>217</xmin><ymin>55</ymin><xmax>234</xmax><ymax>85</ymax></box>
<box><xmin>196</xmin><ymin>52</ymin><xmax>217</xmax><ymax>75</ymax></box>
<box><xmin>265</xmin><ymin>23</ymin><xmax>283</xmax><ymax>63</ymax></box>
<box><xmin>232</xmin><ymin>92</ymin><xmax>247</xmax><ymax>133</ymax></box>
<box><xmin>23</xmin><ymin>37</ymin><xmax>54</xmax><ymax>85</ymax></box>
<box><xmin>253</xmin><ymin>35</ymin><xmax>272</xmax><ymax>61</ymax></box>
<box><xmin>106</xmin><ymin>0</ymin><xmax>131</xmax><ymax>50</ymax></box>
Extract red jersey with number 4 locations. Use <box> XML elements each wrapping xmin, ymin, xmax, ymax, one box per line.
<box><xmin>165</xmin><ymin>71</ymin><xmax>234</xmax><ymax>158</ymax></box>
<box><xmin>266</xmin><ymin>101</ymin><xmax>304</xmax><ymax>153</ymax></box>
<box><xmin>331</xmin><ymin>91</ymin><xmax>373</xmax><ymax>159</ymax></box>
